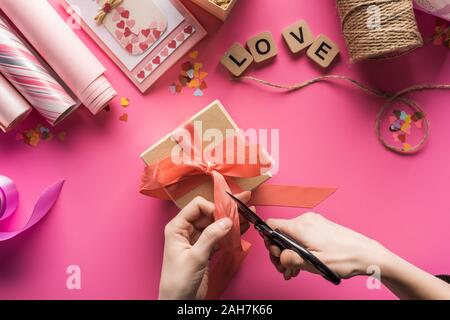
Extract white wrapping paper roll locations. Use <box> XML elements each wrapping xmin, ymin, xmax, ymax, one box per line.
<box><xmin>0</xmin><ymin>74</ymin><xmax>31</xmax><ymax>132</ymax></box>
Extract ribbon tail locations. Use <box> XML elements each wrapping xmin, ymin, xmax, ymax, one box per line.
<box><xmin>206</xmin><ymin>240</ymin><xmax>251</xmax><ymax>300</ymax></box>
<box><xmin>0</xmin><ymin>180</ymin><xmax>65</xmax><ymax>241</ymax></box>
<box><xmin>249</xmin><ymin>184</ymin><xmax>337</xmax><ymax>208</ymax></box>
<box><xmin>206</xmin><ymin>171</ymin><xmax>250</xmax><ymax>299</ymax></box>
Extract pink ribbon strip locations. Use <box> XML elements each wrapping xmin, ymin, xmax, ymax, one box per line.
<box><xmin>0</xmin><ymin>175</ymin><xmax>64</xmax><ymax>241</ymax></box>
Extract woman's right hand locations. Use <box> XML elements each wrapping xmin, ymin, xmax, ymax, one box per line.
<box><xmin>265</xmin><ymin>212</ymin><xmax>388</xmax><ymax>280</ymax></box>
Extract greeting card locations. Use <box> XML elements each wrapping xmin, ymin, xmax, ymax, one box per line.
<box><xmin>62</xmin><ymin>0</ymin><xmax>207</xmax><ymax>92</ymax></box>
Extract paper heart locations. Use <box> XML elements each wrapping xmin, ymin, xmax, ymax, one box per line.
<box><xmin>194</xmin><ymin>88</ymin><xmax>203</xmax><ymax>97</ymax></box>
<box><xmin>153</xmin><ymin>29</ymin><xmax>162</xmax><ymax>39</ymax></box>
<box><xmin>142</xmin><ymin>29</ymin><xmax>151</xmax><ymax>37</ymax></box>
<box><xmin>146</xmin><ymin>34</ymin><xmax>156</xmax><ymax>44</ymax></box>
<box><xmin>124</xmin><ymin>27</ymin><xmax>132</xmax><ymax>37</ymax></box>
<box><xmin>415</xmin><ymin>119</ymin><xmax>423</xmax><ymax>129</ymax></box>
<box><xmin>137</xmin><ymin>71</ymin><xmax>145</xmax><ymax>79</ymax></box>
<box><xmin>161</xmin><ymin>48</ymin><xmax>169</xmax><ymax>57</ymax></box>
<box><xmin>119</xmin><ymin>113</ymin><xmax>128</xmax><ymax>122</ymax></box>
<box><xmin>112</xmin><ymin>11</ymin><xmax>121</xmax><ymax>22</ymax></box>
<box><xmin>127</xmin><ymin>19</ymin><xmax>136</xmax><ymax>29</ymax></box>
<box><xmin>121</xmin><ymin>10</ymin><xmax>130</xmax><ymax>19</ymax></box>
<box><xmin>131</xmin><ymin>36</ymin><xmax>139</xmax><ymax>44</ymax></box>
<box><xmin>194</xmin><ymin>63</ymin><xmax>203</xmax><ymax>71</ymax></box>
<box><xmin>199</xmin><ymin>71</ymin><xmax>208</xmax><ymax>80</ymax></box>
<box><xmin>152</xmin><ymin>56</ymin><xmax>161</xmax><ymax>65</ymax></box>
<box><xmin>145</xmin><ymin>64</ymin><xmax>153</xmax><ymax>72</ymax></box>
<box><xmin>176</xmin><ymin>33</ymin><xmax>185</xmax><ymax>42</ymax></box>
<box><xmin>116</xmin><ymin>6</ymin><xmax>124</xmax><ymax>14</ymax></box>
<box><xmin>184</xmin><ymin>25</ymin><xmax>193</xmax><ymax>34</ymax></box>
<box><xmin>139</xmin><ymin>43</ymin><xmax>149</xmax><ymax>51</ymax></box>
<box><xmin>115</xmin><ymin>30</ymin><xmax>124</xmax><ymax>40</ymax></box>
<box><xmin>120</xmin><ymin>97</ymin><xmax>129</xmax><ymax>107</ymax></box>
<box><xmin>117</xmin><ymin>20</ymin><xmax>125</xmax><ymax>29</ymax></box>
<box><xmin>190</xmin><ymin>51</ymin><xmax>199</xmax><ymax>59</ymax></box>
<box><xmin>126</xmin><ymin>43</ymin><xmax>133</xmax><ymax>54</ymax></box>
<box><xmin>168</xmin><ymin>40</ymin><xmax>177</xmax><ymax>49</ymax></box>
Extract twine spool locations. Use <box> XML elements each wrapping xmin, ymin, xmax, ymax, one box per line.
<box><xmin>337</xmin><ymin>0</ymin><xmax>424</xmax><ymax>61</ymax></box>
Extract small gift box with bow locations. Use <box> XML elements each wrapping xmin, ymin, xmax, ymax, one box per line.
<box><xmin>140</xmin><ymin>100</ymin><xmax>337</xmax><ymax>298</ymax></box>
<box><xmin>140</xmin><ymin>99</ymin><xmax>272</xmax><ymax>208</ymax></box>
<box><xmin>191</xmin><ymin>0</ymin><xmax>238</xmax><ymax>21</ymax></box>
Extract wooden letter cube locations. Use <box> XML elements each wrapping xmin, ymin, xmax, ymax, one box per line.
<box><xmin>220</xmin><ymin>43</ymin><xmax>254</xmax><ymax>77</ymax></box>
<box><xmin>246</xmin><ymin>31</ymin><xmax>278</xmax><ymax>63</ymax></box>
<box><xmin>307</xmin><ymin>34</ymin><xmax>340</xmax><ymax>68</ymax></box>
<box><xmin>282</xmin><ymin>20</ymin><xmax>314</xmax><ymax>54</ymax></box>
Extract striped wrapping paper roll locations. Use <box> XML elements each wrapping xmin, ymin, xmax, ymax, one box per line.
<box><xmin>0</xmin><ymin>17</ymin><xmax>77</xmax><ymax>126</ymax></box>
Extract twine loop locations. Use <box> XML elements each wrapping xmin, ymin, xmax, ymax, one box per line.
<box><xmin>232</xmin><ymin>75</ymin><xmax>450</xmax><ymax>154</ymax></box>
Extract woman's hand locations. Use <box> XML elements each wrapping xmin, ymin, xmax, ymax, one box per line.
<box><xmin>159</xmin><ymin>192</ymin><xmax>251</xmax><ymax>300</ymax></box>
<box><xmin>265</xmin><ymin>212</ymin><xmax>386</xmax><ymax>280</ymax></box>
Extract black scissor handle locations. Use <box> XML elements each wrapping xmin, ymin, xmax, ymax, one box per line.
<box><xmin>270</xmin><ymin>229</ymin><xmax>341</xmax><ymax>285</ymax></box>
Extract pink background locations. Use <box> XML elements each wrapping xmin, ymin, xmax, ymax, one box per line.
<box><xmin>0</xmin><ymin>0</ymin><xmax>449</xmax><ymax>299</ymax></box>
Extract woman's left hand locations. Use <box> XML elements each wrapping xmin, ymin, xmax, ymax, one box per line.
<box><xmin>159</xmin><ymin>192</ymin><xmax>251</xmax><ymax>300</ymax></box>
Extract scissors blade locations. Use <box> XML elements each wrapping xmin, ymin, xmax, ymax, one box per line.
<box><xmin>226</xmin><ymin>191</ymin><xmax>266</xmax><ymax>225</ymax></box>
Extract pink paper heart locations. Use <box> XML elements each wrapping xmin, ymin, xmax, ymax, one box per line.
<box><xmin>116</xmin><ymin>6</ymin><xmax>125</xmax><ymax>14</ymax></box>
<box><xmin>115</xmin><ymin>30</ymin><xmax>124</xmax><ymax>40</ymax></box>
<box><xmin>392</xmin><ymin>133</ymin><xmax>399</xmax><ymax>142</ymax></box>
<box><xmin>127</xmin><ymin>19</ymin><xmax>136</xmax><ymax>29</ymax></box>
<box><xmin>176</xmin><ymin>33</ymin><xmax>185</xmax><ymax>42</ymax></box>
<box><xmin>146</xmin><ymin>35</ymin><xmax>156</xmax><ymax>44</ymax></box>
<box><xmin>131</xmin><ymin>36</ymin><xmax>139</xmax><ymax>44</ymax></box>
<box><xmin>145</xmin><ymin>64</ymin><xmax>153</xmax><ymax>72</ymax></box>
<box><xmin>161</xmin><ymin>48</ymin><xmax>169</xmax><ymax>57</ymax></box>
<box><xmin>415</xmin><ymin>119</ymin><xmax>423</xmax><ymax>129</ymax></box>
<box><xmin>112</xmin><ymin>11</ymin><xmax>121</xmax><ymax>22</ymax></box>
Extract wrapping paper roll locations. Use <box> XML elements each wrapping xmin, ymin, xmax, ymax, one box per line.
<box><xmin>0</xmin><ymin>73</ymin><xmax>31</xmax><ymax>132</ymax></box>
<box><xmin>0</xmin><ymin>0</ymin><xmax>117</xmax><ymax>114</ymax></box>
<box><xmin>0</xmin><ymin>17</ymin><xmax>77</xmax><ymax>126</ymax></box>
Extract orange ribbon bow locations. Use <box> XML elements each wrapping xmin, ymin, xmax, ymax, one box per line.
<box><xmin>140</xmin><ymin>124</ymin><xmax>336</xmax><ymax>298</ymax></box>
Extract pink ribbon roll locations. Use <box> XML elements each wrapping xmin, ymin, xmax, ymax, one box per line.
<box><xmin>1</xmin><ymin>0</ymin><xmax>117</xmax><ymax>114</ymax></box>
<box><xmin>0</xmin><ymin>175</ymin><xmax>64</xmax><ymax>241</ymax></box>
<box><xmin>0</xmin><ymin>73</ymin><xmax>31</xmax><ymax>132</ymax></box>
<box><xmin>0</xmin><ymin>16</ymin><xmax>77</xmax><ymax>126</ymax></box>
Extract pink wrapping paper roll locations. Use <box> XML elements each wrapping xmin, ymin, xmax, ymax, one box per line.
<box><xmin>0</xmin><ymin>73</ymin><xmax>31</xmax><ymax>132</ymax></box>
<box><xmin>0</xmin><ymin>17</ymin><xmax>77</xmax><ymax>126</ymax></box>
<box><xmin>0</xmin><ymin>0</ymin><xmax>117</xmax><ymax>114</ymax></box>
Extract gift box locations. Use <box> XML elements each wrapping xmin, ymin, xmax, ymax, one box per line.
<box><xmin>140</xmin><ymin>99</ymin><xmax>272</xmax><ymax>209</ymax></box>
<box><xmin>191</xmin><ymin>0</ymin><xmax>238</xmax><ymax>21</ymax></box>
<box><xmin>140</xmin><ymin>100</ymin><xmax>337</xmax><ymax>298</ymax></box>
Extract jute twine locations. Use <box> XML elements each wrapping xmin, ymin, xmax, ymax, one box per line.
<box><xmin>232</xmin><ymin>75</ymin><xmax>450</xmax><ymax>154</ymax></box>
<box><xmin>337</xmin><ymin>0</ymin><xmax>423</xmax><ymax>61</ymax></box>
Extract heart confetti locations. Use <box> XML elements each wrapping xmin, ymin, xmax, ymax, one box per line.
<box><xmin>119</xmin><ymin>113</ymin><xmax>128</xmax><ymax>122</ymax></box>
<box><xmin>388</xmin><ymin>109</ymin><xmax>425</xmax><ymax>152</ymax></box>
<box><xmin>120</xmin><ymin>97</ymin><xmax>130</xmax><ymax>107</ymax></box>
<box><xmin>16</xmin><ymin>124</ymin><xmax>67</xmax><ymax>147</ymax></box>
<box><xmin>168</xmin><ymin>50</ymin><xmax>209</xmax><ymax>97</ymax></box>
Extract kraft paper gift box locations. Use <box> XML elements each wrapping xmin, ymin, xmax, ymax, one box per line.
<box><xmin>140</xmin><ymin>99</ymin><xmax>271</xmax><ymax>209</ymax></box>
<box><xmin>191</xmin><ymin>0</ymin><xmax>238</xmax><ymax>22</ymax></box>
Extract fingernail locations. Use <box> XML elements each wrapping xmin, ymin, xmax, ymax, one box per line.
<box><xmin>218</xmin><ymin>218</ymin><xmax>232</xmax><ymax>230</ymax></box>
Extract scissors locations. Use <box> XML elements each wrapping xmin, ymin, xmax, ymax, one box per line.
<box><xmin>227</xmin><ymin>192</ymin><xmax>341</xmax><ymax>285</ymax></box>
